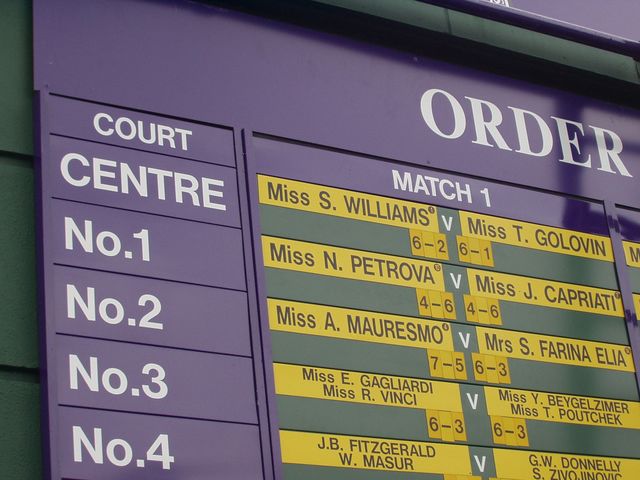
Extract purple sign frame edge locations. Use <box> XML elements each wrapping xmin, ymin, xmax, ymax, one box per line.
<box><xmin>242</xmin><ymin>132</ymin><xmax>283</xmax><ymax>480</ymax></box>
<box><xmin>34</xmin><ymin>91</ymin><xmax>275</xmax><ymax>480</ymax></box>
<box><xmin>418</xmin><ymin>0</ymin><xmax>640</xmax><ymax>57</ymax></box>
<box><xmin>32</xmin><ymin>2</ymin><xmax>640</xmax><ymax>479</ymax></box>
<box><xmin>34</xmin><ymin>81</ymin><xmax>52</xmax><ymax>480</ymax></box>
<box><xmin>233</xmin><ymin>127</ymin><xmax>275</xmax><ymax>480</ymax></box>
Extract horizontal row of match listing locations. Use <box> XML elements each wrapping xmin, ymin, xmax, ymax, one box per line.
<box><xmin>258</xmin><ymin>175</ymin><xmax>626</xmax><ymax>263</ymax></box>
<box><xmin>262</xmin><ymin>236</ymin><xmax>626</xmax><ymax>318</ymax></box>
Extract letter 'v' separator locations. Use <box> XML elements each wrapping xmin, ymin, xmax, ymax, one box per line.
<box><xmin>604</xmin><ymin>200</ymin><xmax>640</xmax><ymax>391</ymax></box>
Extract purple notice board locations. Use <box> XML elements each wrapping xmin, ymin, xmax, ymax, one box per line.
<box><xmin>36</xmin><ymin>95</ymin><xmax>268</xmax><ymax>479</ymax></box>
<box><xmin>34</xmin><ymin>1</ymin><xmax>640</xmax><ymax>480</ymax></box>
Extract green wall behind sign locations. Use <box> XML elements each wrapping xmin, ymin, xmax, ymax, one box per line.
<box><xmin>0</xmin><ymin>1</ymin><xmax>41</xmax><ymax>479</ymax></box>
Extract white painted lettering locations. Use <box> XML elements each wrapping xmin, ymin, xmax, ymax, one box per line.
<box><xmin>420</xmin><ymin>89</ymin><xmax>466</xmax><ymax>139</ymax></box>
<box><xmin>591</xmin><ymin>126</ymin><xmax>632</xmax><ymax>177</ymax></box>
<box><xmin>61</xmin><ymin>153</ymin><xmax>91</xmax><ymax>187</ymax></box>
<box><xmin>509</xmin><ymin>106</ymin><xmax>552</xmax><ymax>157</ymax></box>
<box><xmin>93</xmin><ymin>113</ymin><xmax>114</xmax><ymax>136</ymax></box>
<box><xmin>552</xmin><ymin>116</ymin><xmax>591</xmax><ymax>168</ymax></box>
<box><xmin>466</xmin><ymin>96</ymin><xmax>511</xmax><ymax>150</ymax></box>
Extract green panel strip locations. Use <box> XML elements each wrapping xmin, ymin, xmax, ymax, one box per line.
<box><xmin>629</xmin><ymin>268</ymin><xmax>640</xmax><ymax>293</ymax></box>
<box><xmin>271</xmin><ymin>332</ymin><xmax>430</xmax><ymax>380</ymax></box>
<box><xmin>277</xmin><ymin>396</ymin><xmax>428</xmax><ymax>441</ymax></box>
<box><xmin>489</xmin><ymin>243</ymin><xmax>615</xmax><ymax>289</ymax></box>
<box><xmin>524</xmin><ymin>420</ymin><xmax>640</xmax><ymax>458</ymax></box>
<box><xmin>495</xmin><ymin>301</ymin><xmax>626</xmax><ymax>344</ymax></box>
<box><xmin>284</xmin><ymin>464</ymin><xmax>443</xmax><ymax>480</ymax></box>
<box><xmin>506</xmin><ymin>359</ymin><xmax>638</xmax><ymax>400</ymax></box>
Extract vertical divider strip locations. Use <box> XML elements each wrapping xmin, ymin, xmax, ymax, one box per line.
<box><xmin>233</xmin><ymin>127</ymin><xmax>273</xmax><ymax>480</ymax></box>
<box><xmin>239</xmin><ymin>130</ymin><xmax>283</xmax><ymax>480</ymax></box>
<box><xmin>34</xmin><ymin>88</ymin><xmax>56</xmax><ymax>480</ymax></box>
<box><xmin>604</xmin><ymin>200</ymin><xmax>640</xmax><ymax>392</ymax></box>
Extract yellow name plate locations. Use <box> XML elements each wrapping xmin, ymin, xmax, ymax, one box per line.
<box><xmin>279</xmin><ymin>430</ymin><xmax>471</xmax><ymax>474</ymax></box>
<box><xmin>459</xmin><ymin>211</ymin><xmax>613</xmax><ymax>261</ymax></box>
<box><xmin>494</xmin><ymin>449</ymin><xmax>640</xmax><ymax>480</ymax></box>
<box><xmin>263</xmin><ymin>236</ymin><xmax>445</xmax><ymax>290</ymax></box>
<box><xmin>268</xmin><ymin>298</ymin><xmax>454</xmax><ymax>350</ymax></box>
<box><xmin>623</xmin><ymin>240</ymin><xmax>640</xmax><ymax>268</ymax></box>
<box><xmin>258</xmin><ymin>175</ymin><xmax>439</xmax><ymax>231</ymax></box>
<box><xmin>477</xmin><ymin>327</ymin><xmax>633</xmax><ymax>372</ymax></box>
<box><xmin>485</xmin><ymin>386</ymin><xmax>640</xmax><ymax>428</ymax></box>
<box><xmin>274</xmin><ymin>363</ymin><xmax>462</xmax><ymax>411</ymax></box>
<box><xmin>467</xmin><ymin>269</ymin><xmax>623</xmax><ymax>316</ymax></box>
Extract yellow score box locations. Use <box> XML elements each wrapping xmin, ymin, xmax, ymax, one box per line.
<box><xmin>279</xmin><ymin>430</ymin><xmax>472</xmax><ymax>475</ymax></box>
<box><xmin>273</xmin><ymin>363</ymin><xmax>463</xmax><ymax>412</ymax></box>
<box><xmin>410</xmin><ymin>229</ymin><xmax>450</xmax><ymax>260</ymax></box>
<box><xmin>464</xmin><ymin>295</ymin><xmax>502</xmax><ymax>325</ymax></box>
<box><xmin>456</xmin><ymin>235</ymin><xmax>494</xmax><ymax>267</ymax></box>
<box><xmin>268</xmin><ymin>298</ymin><xmax>454</xmax><ymax>350</ymax></box>
<box><xmin>467</xmin><ymin>269</ymin><xmax>623</xmax><ymax>317</ymax></box>
<box><xmin>263</xmin><ymin>235</ymin><xmax>445</xmax><ymax>290</ymax></box>
<box><xmin>476</xmin><ymin>327</ymin><xmax>634</xmax><ymax>372</ymax></box>
<box><xmin>494</xmin><ymin>449</ymin><xmax>640</xmax><ymax>480</ymax></box>
<box><xmin>485</xmin><ymin>386</ymin><xmax>640</xmax><ymax>429</ymax></box>
<box><xmin>416</xmin><ymin>289</ymin><xmax>457</xmax><ymax>320</ymax></box>
<box><xmin>459</xmin><ymin>211</ymin><xmax>613</xmax><ymax>261</ymax></box>
<box><xmin>489</xmin><ymin>416</ymin><xmax>529</xmax><ymax>447</ymax></box>
<box><xmin>623</xmin><ymin>240</ymin><xmax>640</xmax><ymax>268</ymax></box>
<box><xmin>428</xmin><ymin>349</ymin><xmax>468</xmax><ymax>381</ymax></box>
<box><xmin>471</xmin><ymin>353</ymin><xmax>511</xmax><ymax>385</ymax></box>
<box><xmin>258</xmin><ymin>175</ymin><xmax>439</xmax><ymax>231</ymax></box>
<box><xmin>427</xmin><ymin>410</ymin><xmax>467</xmax><ymax>442</ymax></box>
